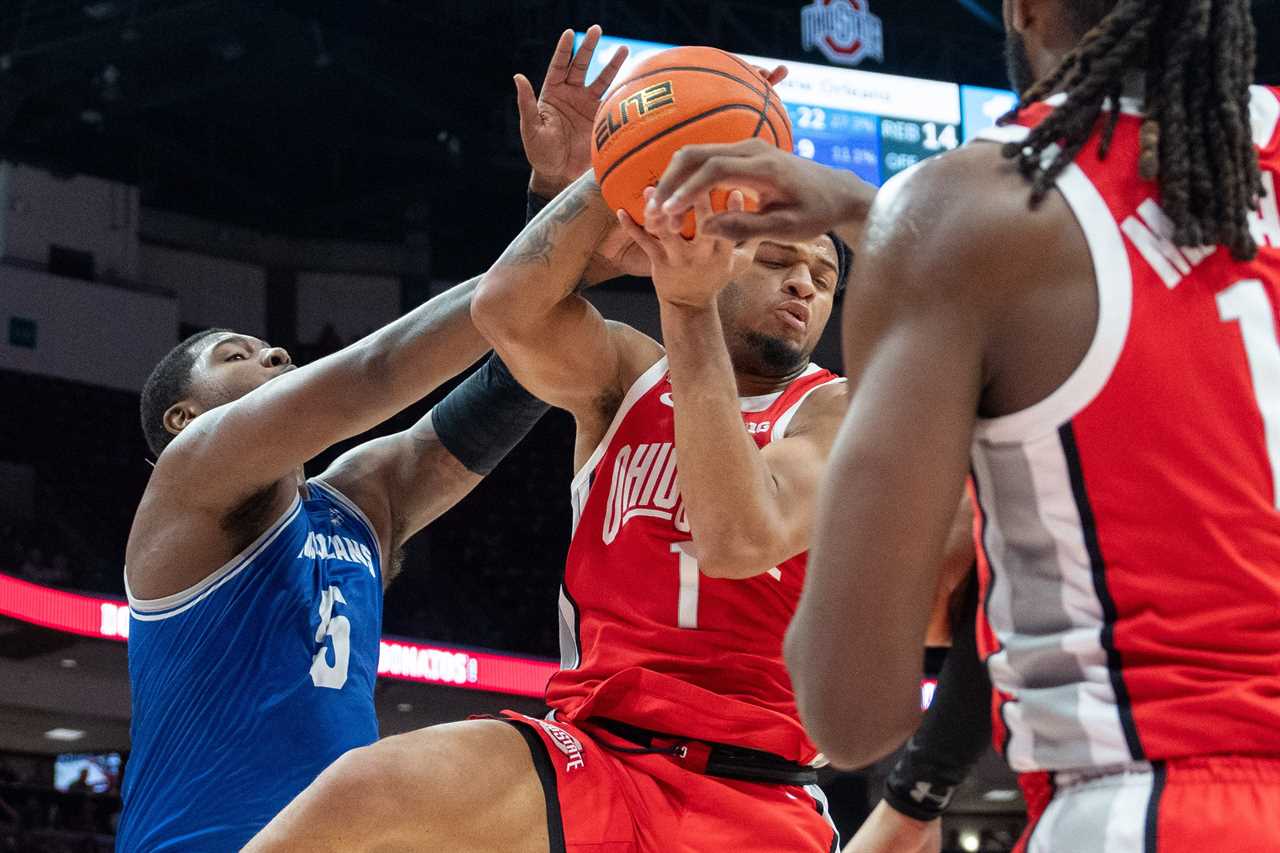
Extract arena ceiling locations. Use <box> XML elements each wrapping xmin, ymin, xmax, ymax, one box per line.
<box><xmin>1</xmin><ymin>0</ymin><xmax>1277</xmax><ymax>279</ymax></box>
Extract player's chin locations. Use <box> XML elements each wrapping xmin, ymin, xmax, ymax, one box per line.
<box><xmin>768</xmin><ymin>314</ymin><xmax>810</xmax><ymax>346</ymax></box>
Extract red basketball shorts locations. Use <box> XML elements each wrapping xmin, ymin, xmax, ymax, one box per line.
<box><xmin>1015</xmin><ymin>756</ymin><xmax>1280</xmax><ymax>853</ymax></box>
<box><xmin>497</xmin><ymin>710</ymin><xmax>839</xmax><ymax>853</ymax></box>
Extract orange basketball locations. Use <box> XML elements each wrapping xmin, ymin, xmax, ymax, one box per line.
<box><xmin>591</xmin><ymin>46</ymin><xmax>793</xmax><ymax>238</ymax></box>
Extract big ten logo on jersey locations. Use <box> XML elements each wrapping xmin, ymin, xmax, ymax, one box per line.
<box><xmin>595</xmin><ymin>82</ymin><xmax>675</xmax><ymax>150</ymax></box>
<box><xmin>602</xmin><ymin>442</ymin><xmax>688</xmax><ymax>544</ymax></box>
<box><xmin>298</xmin><ymin>531</ymin><xmax>375</xmax><ymax>577</ymax></box>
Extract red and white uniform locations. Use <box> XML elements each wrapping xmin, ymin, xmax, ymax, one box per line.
<box><xmin>547</xmin><ymin>356</ymin><xmax>842</xmax><ymax>763</ymax></box>
<box><xmin>501</xmin><ymin>357</ymin><xmax>843</xmax><ymax>853</ymax></box>
<box><xmin>972</xmin><ymin>87</ymin><xmax>1280</xmax><ymax>852</ymax></box>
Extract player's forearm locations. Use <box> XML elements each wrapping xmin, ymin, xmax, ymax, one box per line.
<box><xmin>353</xmin><ymin>277</ymin><xmax>491</xmax><ymax>402</ymax></box>
<box><xmin>830</xmin><ymin>169</ymin><xmax>877</xmax><ymax>248</ymax></box>
<box><xmin>661</xmin><ymin>301</ymin><xmax>786</xmax><ymax>578</ymax></box>
<box><xmin>474</xmin><ymin>173</ymin><xmax>613</xmax><ymax>337</ymax></box>
<box><xmin>787</xmin><ymin>461</ymin><xmax>940</xmax><ymax>769</ymax></box>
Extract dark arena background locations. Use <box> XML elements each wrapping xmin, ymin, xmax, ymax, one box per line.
<box><xmin>0</xmin><ymin>2</ymin><xmax>1277</xmax><ymax>851</ymax></box>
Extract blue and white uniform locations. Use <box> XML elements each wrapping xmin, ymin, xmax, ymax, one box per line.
<box><xmin>118</xmin><ymin>479</ymin><xmax>384</xmax><ymax>852</ymax></box>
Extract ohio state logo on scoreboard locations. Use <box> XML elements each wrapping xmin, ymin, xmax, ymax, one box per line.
<box><xmin>801</xmin><ymin>0</ymin><xmax>884</xmax><ymax>67</ymax></box>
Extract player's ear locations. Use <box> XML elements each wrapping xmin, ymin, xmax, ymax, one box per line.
<box><xmin>1009</xmin><ymin>0</ymin><xmax>1037</xmax><ymax>34</ymax></box>
<box><xmin>164</xmin><ymin>400</ymin><xmax>201</xmax><ymax>437</ymax></box>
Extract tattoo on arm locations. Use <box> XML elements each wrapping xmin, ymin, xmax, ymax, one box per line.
<box><xmin>501</xmin><ymin>184</ymin><xmax>594</xmax><ymax>269</ymax></box>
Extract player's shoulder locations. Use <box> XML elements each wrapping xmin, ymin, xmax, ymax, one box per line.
<box><xmin>859</xmin><ymin>141</ymin><xmax>1072</xmax><ymax>304</ymax></box>
<box><xmin>783</xmin><ymin>378</ymin><xmax>849</xmax><ymax>438</ymax></box>
<box><xmin>871</xmin><ymin>142</ymin><xmax>1037</xmax><ymax>244</ymax></box>
<box><xmin>605</xmin><ymin>320</ymin><xmax>666</xmax><ymax>389</ymax></box>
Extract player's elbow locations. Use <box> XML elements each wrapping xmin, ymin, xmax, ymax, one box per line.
<box><xmin>785</xmin><ymin>629</ymin><xmax>919</xmax><ymax>770</ymax></box>
<box><xmin>798</xmin><ymin>687</ymin><xmax>919</xmax><ymax>770</ymax></box>
<box><xmin>471</xmin><ymin>270</ymin><xmax>522</xmax><ymax>341</ymax></box>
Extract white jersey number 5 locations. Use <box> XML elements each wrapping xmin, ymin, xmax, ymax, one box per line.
<box><xmin>310</xmin><ymin>585</ymin><xmax>351</xmax><ymax>689</ymax></box>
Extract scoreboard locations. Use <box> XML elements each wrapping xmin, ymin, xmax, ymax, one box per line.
<box><xmin>575</xmin><ymin>34</ymin><xmax>1013</xmax><ymax>188</ymax></box>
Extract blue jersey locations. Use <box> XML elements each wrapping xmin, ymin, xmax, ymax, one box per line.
<box><xmin>118</xmin><ymin>479</ymin><xmax>384</xmax><ymax>852</ymax></box>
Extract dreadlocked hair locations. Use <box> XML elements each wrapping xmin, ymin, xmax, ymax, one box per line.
<box><xmin>1002</xmin><ymin>0</ymin><xmax>1263</xmax><ymax>260</ymax></box>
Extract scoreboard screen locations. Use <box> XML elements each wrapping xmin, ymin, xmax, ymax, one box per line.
<box><xmin>574</xmin><ymin>34</ymin><xmax>1011</xmax><ymax>188</ymax></box>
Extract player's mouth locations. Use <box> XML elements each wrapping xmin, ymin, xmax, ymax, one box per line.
<box><xmin>775</xmin><ymin>301</ymin><xmax>810</xmax><ymax>332</ymax></box>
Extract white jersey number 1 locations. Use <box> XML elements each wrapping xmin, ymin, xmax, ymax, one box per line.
<box><xmin>1218</xmin><ymin>279</ymin><xmax>1280</xmax><ymax>508</ymax></box>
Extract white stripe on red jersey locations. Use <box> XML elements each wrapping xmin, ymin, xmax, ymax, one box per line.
<box><xmin>970</xmin><ymin>86</ymin><xmax>1280</xmax><ymax>773</ymax></box>
<box><xmin>548</xmin><ymin>356</ymin><xmax>844</xmax><ymax>764</ymax></box>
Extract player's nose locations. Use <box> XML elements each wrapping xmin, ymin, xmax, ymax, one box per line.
<box><xmin>783</xmin><ymin>269</ymin><xmax>816</xmax><ymax>300</ymax></box>
<box><xmin>260</xmin><ymin>346</ymin><xmax>292</xmax><ymax>369</ymax></box>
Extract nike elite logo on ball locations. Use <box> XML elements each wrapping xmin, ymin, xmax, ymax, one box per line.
<box><xmin>595</xmin><ymin>81</ymin><xmax>676</xmax><ymax>151</ymax></box>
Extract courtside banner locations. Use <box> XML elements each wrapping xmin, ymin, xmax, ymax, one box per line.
<box><xmin>0</xmin><ymin>572</ymin><xmax>557</xmax><ymax>698</ymax></box>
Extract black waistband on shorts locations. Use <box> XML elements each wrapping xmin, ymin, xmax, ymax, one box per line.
<box><xmin>587</xmin><ymin>717</ymin><xmax>818</xmax><ymax>787</ymax></box>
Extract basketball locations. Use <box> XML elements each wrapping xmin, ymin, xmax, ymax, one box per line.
<box><xmin>591</xmin><ymin>46</ymin><xmax>793</xmax><ymax>237</ymax></box>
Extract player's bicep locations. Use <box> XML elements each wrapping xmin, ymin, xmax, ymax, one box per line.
<box><xmin>483</xmin><ymin>295</ymin><xmax>656</xmax><ymax>418</ymax></box>
<box><xmin>758</xmin><ymin>432</ymin><xmax>830</xmax><ymax>560</ymax></box>
<box><xmin>318</xmin><ymin>425</ymin><xmax>481</xmax><ymax>557</ymax></box>
<box><xmin>756</xmin><ymin>397</ymin><xmax>846</xmax><ymax>561</ymax></box>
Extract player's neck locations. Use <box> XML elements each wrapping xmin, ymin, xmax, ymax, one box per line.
<box><xmin>733</xmin><ymin>366</ymin><xmax>808</xmax><ymax>398</ymax></box>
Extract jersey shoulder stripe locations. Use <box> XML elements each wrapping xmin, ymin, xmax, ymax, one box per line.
<box><xmin>770</xmin><ymin>375</ymin><xmax>847</xmax><ymax>442</ymax></box>
<box><xmin>125</xmin><ymin>494</ymin><xmax>303</xmax><ymax>621</ymax></box>
<box><xmin>967</xmin><ymin>130</ymin><xmax>1132</xmax><ymax>442</ymax></box>
<box><xmin>570</xmin><ymin>356</ymin><xmax>670</xmax><ymax>493</ymax></box>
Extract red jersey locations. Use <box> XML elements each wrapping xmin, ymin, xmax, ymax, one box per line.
<box><xmin>545</xmin><ymin>356</ymin><xmax>843</xmax><ymax>764</ymax></box>
<box><xmin>970</xmin><ymin>86</ymin><xmax>1280</xmax><ymax>773</ymax></box>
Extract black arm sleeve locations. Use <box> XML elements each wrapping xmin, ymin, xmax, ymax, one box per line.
<box><xmin>431</xmin><ymin>353</ymin><xmax>548</xmax><ymax>476</ymax></box>
<box><xmin>882</xmin><ymin>574</ymin><xmax>992</xmax><ymax>821</ymax></box>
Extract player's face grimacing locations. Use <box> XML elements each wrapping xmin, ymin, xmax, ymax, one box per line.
<box><xmin>716</xmin><ymin>235</ymin><xmax>839</xmax><ymax>377</ymax></box>
<box><xmin>189</xmin><ymin>333</ymin><xmax>295</xmax><ymax>413</ymax></box>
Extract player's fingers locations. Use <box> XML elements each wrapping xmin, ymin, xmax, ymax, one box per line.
<box><xmin>513</xmin><ymin>74</ymin><xmax>540</xmax><ymax>136</ymax></box>
<box><xmin>658</xmin><ymin>151</ymin><xmax>781</xmax><ymax>216</ymax></box>
<box><xmin>691</xmin><ymin>192</ymin><xmax>716</xmax><ymax>239</ymax></box>
<box><xmin>701</xmin><ymin>209</ymin><xmax>812</xmax><ymax>243</ymax></box>
<box><xmin>652</xmin><ymin>142</ymin><xmax>754</xmax><ymax>212</ymax></box>
<box><xmin>643</xmin><ymin>188</ymin><xmax>680</xmax><ymax>240</ymax></box>
<box><xmin>617</xmin><ymin>209</ymin><xmax>663</xmax><ymax>257</ymax></box>
<box><xmin>588</xmin><ymin>44</ymin><xmax>629</xmax><ymax>98</ymax></box>
<box><xmin>546</xmin><ymin>28</ymin><xmax>576</xmax><ymax>80</ymax></box>
<box><xmin>765</xmin><ymin>65</ymin><xmax>789</xmax><ymax>86</ymax></box>
<box><xmin>567</xmin><ymin>25</ymin><xmax>600</xmax><ymax>85</ymax></box>
<box><xmin>726</xmin><ymin>189</ymin><xmax>747</xmax><ymax>213</ymax></box>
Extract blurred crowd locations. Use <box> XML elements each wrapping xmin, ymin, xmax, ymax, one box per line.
<box><xmin>0</xmin><ymin>756</ymin><xmax>118</xmax><ymax>853</ymax></box>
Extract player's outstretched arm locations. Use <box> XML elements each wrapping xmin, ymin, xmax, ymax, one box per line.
<box><xmin>616</xmin><ymin>191</ymin><xmax>843</xmax><ymax>578</ymax></box>
<box><xmin>784</xmin><ymin>150</ymin><xmax>1005</xmax><ymax>770</ymax></box>
<box><xmin>472</xmin><ymin>172</ymin><xmax>662</xmax><ymax>438</ymax></box>
<box><xmin>154</xmin><ymin>277</ymin><xmax>492</xmax><ymax>515</ymax></box>
<box><xmin>646</xmin><ymin>139</ymin><xmax>878</xmax><ymax>248</ymax></box>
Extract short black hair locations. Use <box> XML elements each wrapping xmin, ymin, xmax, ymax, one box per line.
<box><xmin>140</xmin><ymin>328</ymin><xmax>229</xmax><ymax>457</ymax></box>
<box><xmin>826</xmin><ymin>231</ymin><xmax>853</xmax><ymax>292</ymax></box>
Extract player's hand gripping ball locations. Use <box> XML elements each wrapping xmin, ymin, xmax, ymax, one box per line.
<box><xmin>591</xmin><ymin>46</ymin><xmax>793</xmax><ymax>238</ymax></box>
